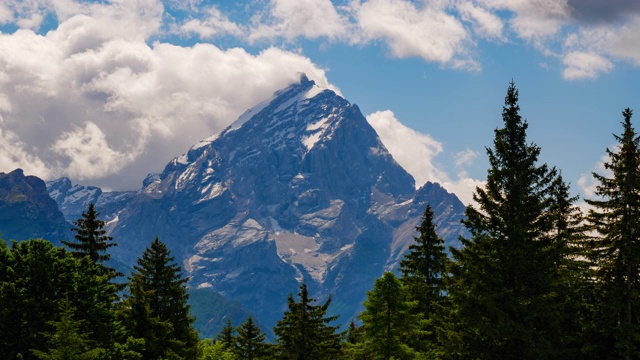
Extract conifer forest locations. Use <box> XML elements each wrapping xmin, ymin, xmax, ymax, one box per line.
<box><xmin>2</xmin><ymin>83</ymin><xmax>640</xmax><ymax>359</ymax></box>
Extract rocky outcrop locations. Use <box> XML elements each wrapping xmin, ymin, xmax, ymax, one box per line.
<box><xmin>0</xmin><ymin>169</ymin><xmax>71</xmax><ymax>244</ymax></box>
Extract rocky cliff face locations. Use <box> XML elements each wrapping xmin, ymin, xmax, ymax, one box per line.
<box><xmin>0</xmin><ymin>169</ymin><xmax>71</xmax><ymax>244</ymax></box>
<box><xmin>47</xmin><ymin>177</ymin><xmax>135</xmax><ymax>227</ymax></box>
<box><xmin>48</xmin><ymin>75</ymin><xmax>468</xmax><ymax>330</ymax></box>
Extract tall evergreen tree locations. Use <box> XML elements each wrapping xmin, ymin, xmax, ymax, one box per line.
<box><xmin>358</xmin><ymin>272</ymin><xmax>421</xmax><ymax>360</ymax></box>
<box><xmin>446</xmin><ymin>82</ymin><xmax>574</xmax><ymax>359</ymax></box>
<box><xmin>62</xmin><ymin>203</ymin><xmax>120</xmax><ymax>279</ymax></box>
<box><xmin>216</xmin><ymin>317</ymin><xmax>236</xmax><ymax>350</ymax></box>
<box><xmin>120</xmin><ymin>237</ymin><xmax>199</xmax><ymax>360</ymax></box>
<box><xmin>273</xmin><ymin>283</ymin><xmax>341</xmax><ymax>360</ymax></box>
<box><xmin>234</xmin><ymin>317</ymin><xmax>267</xmax><ymax>360</ymax></box>
<box><xmin>399</xmin><ymin>204</ymin><xmax>448</xmax><ymax>351</ymax></box>
<box><xmin>585</xmin><ymin>108</ymin><xmax>640</xmax><ymax>359</ymax></box>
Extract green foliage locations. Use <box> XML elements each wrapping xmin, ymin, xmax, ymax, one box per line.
<box><xmin>585</xmin><ymin>108</ymin><xmax>640</xmax><ymax>358</ymax></box>
<box><xmin>446</xmin><ymin>82</ymin><xmax>577</xmax><ymax>359</ymax></box>
<box><xmin>216</xmin><ymin>317</ymin><xmax>236</xmax><ymax>350</ymax></box>
<box><xmin>358</xmin><ymin>272</ymin><xmax>421</xmax><ymax>360</ymax></box>
<box><xmin>0</xmin><ymin>240</ymin><xmax>84</xmax><ymax>359</ymax></box>
<box><xmin>31</xmin><ymin>303</ymin><xmax>104</xmax><ymax>360</ymax></box>
<box><xmin>273</xmin><ymin>283</ymin><xmax>341</xmax><ymax>360</ymax></box>
<box><xmin>234</xmin><ymin>317</ymin><xmax>268</xmax><ymax>360</ymax></box>
<box><xmin>62</xmin><ymin>203</ymin><xmax>121</xmax><ymax>280</ymax></box>
<box><xmin>399</xmin><ymin>204</ymin><xmax>449</xmax><ymax>352</ymax></box>
<box><xmin>120</xmin><ymin>236</ymin><xmax>199</xmax><ymax>360</ymax></box>
<box><xmin>198</xmin><ymin>339</ymin><xmax>238</xmax><ymax>360</ymax></box>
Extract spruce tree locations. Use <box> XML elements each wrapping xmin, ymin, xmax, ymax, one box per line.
<box><xmin>585</xmin><ymin>108</ymin><xmax>640</xmax><ymax>359</ymax></box>
<box><xmin>358</xmin><ymin>272</ymin><xmax>421</xmax><ymax>360</ymax></box>
<box><xmin>216</xmin><ymin>317</ymin><xmax>236</xmax><ymax>350</ymax></box>
<box><xmin>399</xmin><ymin>204</ymin><xmax>448</xmax><ymax>351</ymax></box>
<box><xmin>273</xmin><ymin>283</ymin><xmax>341</xmax><ymax>360</ymax></box>
<box><xmin>234</xmin><ymin>316</ymin><xmax>267</xmax><ymax>360</ymax></box>
<box><xmin>120</xmin><ymin>236</ymin><xmax>199</xmax><ymax>360</ymax></box>
<box><xmin>446</xmin><ymin>82</ymin><xmax>573</xmax><ymax>359</ymax></box>
<box><xmin>62</xmin><ymin>203</ymin><xmax>120</xmax><ymax>279</ymax></box>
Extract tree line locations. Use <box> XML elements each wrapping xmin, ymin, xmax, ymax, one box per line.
<box><xmin>2</xmin><ymin>82</ymin><xmax>640</xmax><ymax>359</ymax></box>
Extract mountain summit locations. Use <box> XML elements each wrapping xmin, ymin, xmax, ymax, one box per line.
<box><xmin>50</xmin><ymin>74</ymin><xmax>467</xmax><ymax>330</ymax></box>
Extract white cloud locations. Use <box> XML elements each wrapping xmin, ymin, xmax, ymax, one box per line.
<box><xmin>249</xmin><ymin>0</ymin><xmax>349</xmax><ymax>42</ymax></box>
<box><xmin>366</xmin><ymin>110</ymin><xmax>445</xmax><ymax>186</ymax></box>
<box><xmin>479</xmin><ymin>0</ymin><xmax>570</xmax><ymax>42</ymax></box>
<box><xmin>0</xmin><ymin>0</ymin><xmax>335</xmax><ymax>189</ymax></box>
<box><xmin>608</xmin><ymin>16</ymin><xmax>640</xmax><ymax>65</ymax></box>
<box><xmin>562</xmin><ymin>51</ymin><xmax>614</xmax><ymax>80</ymax></box>
<box><xmin>179</xmin><ymin>6</ymin><xmax>244</xmax><ymax>39</ymax></box>
<box><xmin>0</xmin><ymin>4</ymin><xmax>13</xmax><ymax>24</ymax></box>
<box><xmin>456</xmin><ymin>1</ymin><xmax>504</xmax><ymax>40</ymax></box>
<box><xmin>0</xmin><ymin>127</ymin><xmax>51</xmax><ymax>179</ymax></box>
<box><xmin>577</xmin><ymin>152</ymin><xmax>611</xmax><ymax>198</ymax></box>
<box><xmin>366</xmin><ymin>110</ymin><xmax>482</xmax><ymax>205</ymax></box>
<box><xmin>52</xmin><ymin>122</ymin><xmax>140</xmax><ymax>179</ymax></box>
<box><xmin>454</xmin><ymin>148</ymin><xmax>479</xmax><ymax>168</ymax></box>
<box><xmin>353</xmin><ymin>0</ymin><xmax>478</xmax><ymax>69</ymax></box>
<box><xmin>0</xmin><ymin>0</ymin><xmax>51</xmax><ymax>30</ymax></box>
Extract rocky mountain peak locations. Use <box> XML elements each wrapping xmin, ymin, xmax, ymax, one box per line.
<box><xmin>48</xmin><ymin>77</ymin><xmax>468</xmax><ymax>331</ymax></box>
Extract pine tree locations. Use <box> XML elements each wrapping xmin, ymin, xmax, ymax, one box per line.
<box><xmin>585</xmin><ymin>108</ymin><xmax>640</xmax><ymax>359</ymax></box>
<box><xmin>62</xmin><ymin>203</ymin><xmax>121</xmax><ymax>279</ymax></box>
<box><xmin>399</xmin><ymin>204</ymin><xmax>448</xmax><ymax>352</ymax></box>
<box><xmin>547</xmin><ymin>175</ymin><xmax>591</xmax><ymax>357</ymax></box>
<box><xmin>120</xmin><ymin>237</ymin><xmax>199</xmax><ymax>360</ymax></box>
<box><xmin>446</xmin><ymin>82</ymin><xmax>574</xmax><ymax>359</ymax></box>
<box><xmin>273</xmin><ymin>283</ymin><xmax>341</xmax><ymax>360</ymax></box>
<box><xmin>234</xmin><ymin>317</ymin><xmax>267</xmax><ymax>360</ymax></box>
<box><xmin>358</xmin><ymin>272</ymin><xmax>421</xmax><ymax>360</ymax></box>
<box><xmin>216</xmin><ymin>317</ymin><xmax>236</xmax><ymax>350</ymax></box>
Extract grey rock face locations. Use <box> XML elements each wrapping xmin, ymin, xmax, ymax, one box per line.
<box><xmin>48</xmin><ymin>75</ymin><xmax>468</xmax><ymax>329</ymax></box>
<box><xmin>0</xmin><ymin>169</ymin><xmax>71</xmax><ymax>244</ymax></box>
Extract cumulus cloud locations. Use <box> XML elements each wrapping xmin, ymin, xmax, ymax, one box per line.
<box><xmin>353</xmin><ymin>0</ymin><xmax>478</xmax><ymax>69</ymax></box>
<box><xmin>366</xmin><ymin>110</ymin><xmax>446</xmax><ymax>186</ymax></box>
<box><xmin>249</xmin><ymin>0</ymin><xmax>349</xmax><ymax>42</ymax></box>
<box><xmin>52</xmin><ymin>122</ymin><xmax>141</xmax><ymax>179</ymax></box>
<box><xmin>179</xmin><ymin>5</ymin><xmax>244</xmax><ymax>39</ymax></box>
<box><xmin>0</xmin><ymin>126</ymin><xmax>51</xmax><ymax>178</ymax></box>
<box><xmin>366</xmin><ymin>110</ymin><xmax>482</xmax><ymax>205</ymax></box>
<box><xmin>0</xmin><ymin>0</ymin><xmax>334</xmax><ymax>189</ymax></box>
<box><xmin>478</xmin><ymin>0</ymin><xmax>567</xmax><ymax>38</ymax></box>
<box><xmin>456</xmin><ymin>1</ymin><xmax>504</xmax><ymax>40</ymax></box>
<box><xmin>577</xmin><ymin>152</ymin><xmax>612</xmax><ymax>198</ymax></box>
<box><xmin>562</xmin><ymin>51</ymin><xmax>613</xmax><ymax>80</ymax></box>
<box><xmin>607</xmin><ymin>16</ymin><xmax>640</xmax><ymax>65</ymax></box>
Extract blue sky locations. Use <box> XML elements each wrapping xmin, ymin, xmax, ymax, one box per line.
<box><xmin>0</xmin><ymin>0</ymin><xmax>637</xmax><ymax>205</ymax></box>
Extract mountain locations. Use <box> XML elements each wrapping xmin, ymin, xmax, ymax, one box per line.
<box><xmin>49</xmin><ymin>74</ymin><xmax>467</xmax><ymax>331</ymax></box>
<box><xmin>47</xmin><ymin>177</ymin><xmax>135</xmax><ymax>231</ymax></box>
<box><xmin>0</xmin><ymin>169</ymin><xmax>71</xmax><ymax>244</ymax></box>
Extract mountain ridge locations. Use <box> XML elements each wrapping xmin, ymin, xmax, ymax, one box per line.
<box><xmin>47</xmin><ymin>74</ymin><xmax>468</xmax><ymax>330</ymax></box>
